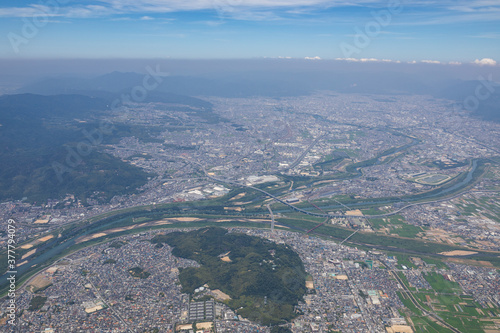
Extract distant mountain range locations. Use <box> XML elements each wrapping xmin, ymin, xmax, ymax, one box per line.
<box><xmin>16</xmin><ymin>70</ymin><xmax>500</xmax><ymax>122</ymax></box>
<box><xmin>17</xmin><ymin>70</ymin><xmax>431</xmax><ymax>97</ymax></box>
<box><xmin>17</xmin><ymin>72</ymin><xmax>213</xmax><ymax>110</ymax></box>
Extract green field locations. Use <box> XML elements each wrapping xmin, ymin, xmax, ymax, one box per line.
<box><xmin>396</xmin><ymin>270</ymin><xmax>497</xmax><ymax>333</ymax></box>
<box><xmin>423</xmin><ymin>272</ymin><xmax>462</xmax><ymax>294</ymax></box>
<box><xmin>369</xmin><ymin>215</ymin><xmax>424</xmax><ymax>238</ymax></box>
<box><xmin>411</xmin><ymin>316</ymin><xmax>455</xmax><ymax>333</ymax></box>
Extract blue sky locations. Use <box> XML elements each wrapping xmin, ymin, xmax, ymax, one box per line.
<box><xmin>0</xmin><ymin>0</ymin><xmax>499</xmax><ymax>64</ymax></box>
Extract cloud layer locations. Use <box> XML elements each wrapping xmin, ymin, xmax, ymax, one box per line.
<box><xmin>1</xmin><ymin>0</ymin><xmax>500</xmax><ymax>20</ymax></box>
<box><xmin>335</xmin><ymin>57</ymin><xmax>499</xmax><ymax>66</ymax></box>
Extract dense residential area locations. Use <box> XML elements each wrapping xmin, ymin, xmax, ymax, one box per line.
<box><xmin>1</xmin><ymin>90</ymin><xmax>500</xmax><ymax>332</ymax></box>
<box><xmin>2</xmin><ymin>228</ymin><xmax>498</xmax><ymax>332</ymax></box>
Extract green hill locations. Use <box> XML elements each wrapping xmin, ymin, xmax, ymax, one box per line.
<box><xmin>152</xmin><ymin>227</ymin><xmax>307</xmax><ymax>325</ymax></box>
<box><xmin>0</xmin><ymin>93</ymin><xmax>151</xmax><ymax>204</ymax></box>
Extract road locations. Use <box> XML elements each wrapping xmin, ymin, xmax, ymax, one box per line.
<box><xmin>266</xmin><ymin>203</ymin><xmax>275</xmax><ymax>232</ymax></box>
<box><xmin>86</xmin><ymin>278</ymin><xmax>135</xmax><ymax>333</ymax></box>
<box><xmin>286</xmin><ymin>133</ymin><xmax>326</xmax><ymax>170</ymax></box>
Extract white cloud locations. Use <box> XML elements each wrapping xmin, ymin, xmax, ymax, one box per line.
<box><xmin>0</xmin><ymin>5</ymin><xmax>61</xmax><ymax>18</ymax></box>
<box><xmin>194</xmin><ymin>20</ymin><xmax>225</xmax><ymax>26</ymax></box>
<box><xmin>336</xmin><ymin>58</ymin><xmax>466</xmax><ymax>66</ymax></box>
<box><xmin>62</xmin><ymin>5</ymin><xmax>117</xmax><ymax>18</ymax></box>
<box><xmin>305</xmin><ymin>56</ymin><xmax>321</xmax><ymax>60</ymax></box>
<box><xmin>335</xmin><ymin>58</ymin><xmax>400</xmax><ymax>63</ymax></box>
<box><xmin>93</xmin><ymin>0</ymin><xmax>499</xmax><ymax>13</ymax></box>
<box><xmin>473</xmin><ymin>58</ymin><xmax>497</xmax><ymax>66</ymax></box>
<box><xmin>140</xmin><ymin>15</ymin><xmax>154</xmax><ymax>20</ymax></box>
<box><xmin>95</xmin><ymin>0</ymin><xmax>374</xmax><ymax>12</ymax></box>
<box><xmin>335</xmin><ymin>58</ymin><xmax>359</xmax><ymax>62</ymax></box>
<box><xmin>111</xmin><ymin>17</ymin><xmax>133</xmax><ymax>21</ymax></box>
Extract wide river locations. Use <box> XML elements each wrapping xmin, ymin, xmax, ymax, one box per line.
<box><xmin>0</xmin><ymin>159</ymin><xmax>481</xmax><ymax>292</ymax></box>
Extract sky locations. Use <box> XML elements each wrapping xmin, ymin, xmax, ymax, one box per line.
<box><xmin>0</xmin><ymin>0</ymin><xmax>499</xmax><ymax>64</ymax></box>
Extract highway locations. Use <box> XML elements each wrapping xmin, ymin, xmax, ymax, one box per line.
<box><xmin>266</xmin><ymin>203</ymin><xmax>275</xmax><ymax>232</ymax></box>
<box><xmin>286</xmin><ymin>133</ymin><xmax>326</xmax><ymax>170</ymax></box>
<box><xmin>130</xmin><ymin>147</ymin><xmax>486</xmax><ymax>221</ymax></box>
<box><xmin>189</xmin><ymin>157</ymin><xmax>491</xmax><ymax>222</ymax></box>
<box><xmin>182</xmin><ymin>157</ymin><xmax>350</xmax><ymax>218</ymax></box>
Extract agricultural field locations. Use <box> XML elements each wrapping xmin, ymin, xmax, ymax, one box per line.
<box><xmin>454</xmin><ymin>193</ymin><xmax>500</xmax><ymax>222</ymax></box>
<box><xmin>370</xmin><ymin>215</ymin><xmax>424</xmax><ymax>238</ymax></box>
<box><xmin>398</xmin><ymin>271</ymin><xmax>500</xmax><ymax>333</ymax></box>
